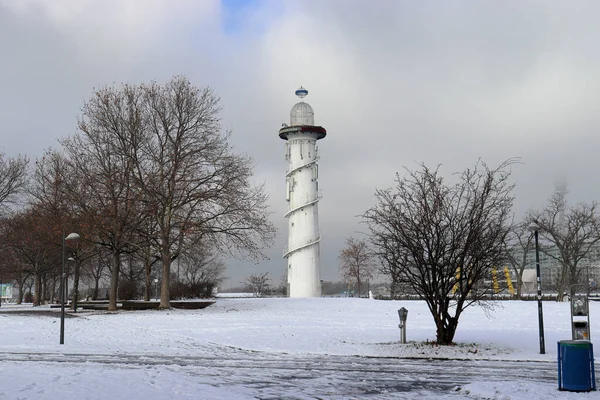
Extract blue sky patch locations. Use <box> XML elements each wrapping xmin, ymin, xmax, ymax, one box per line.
<box><xmin>221</xmin><ymin>0</ymin><xmax>284</xmax><ymax>35</ymax></box>
<box><xmin>221</xmin><ymin>0</ymin><xmax>260</xmax><ymax>34</ymax></box>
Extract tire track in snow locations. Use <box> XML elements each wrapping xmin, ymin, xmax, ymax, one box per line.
<box><xmin>1</xmin><ymin>349</ymin><xmax>559</xmax><ymax>398</ymax></box>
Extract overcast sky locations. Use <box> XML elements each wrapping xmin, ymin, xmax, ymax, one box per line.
<box><xmin>2</xmin><ymin>0</ymin><xmax>600</xmax><ymax>287</ymax></box>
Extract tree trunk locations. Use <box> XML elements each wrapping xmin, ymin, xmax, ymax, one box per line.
<box><xmin>160</xmin><ymin>242</ymin><xmax>170</xmax><ymax>309</ymax></box>
<box><xmin>44</xmin><ymin>276</ymin><xmax>51</xmax><ymax>304</ymax></box>
<box><xmin>516</xmin><ymin>274</ymin><xmax>523</xmax><ymax>299</ymax></box>
<box><xmin>570</xmin><ymin>265</ymin><xmax>580</xmax><ymax>288</ymax></box>
<box><xmin>17</xmin><ymin>278</ymin><xmax>24</xmax><ymax>304</ymax></box>
<box><xmin>93</xmin><ymin>258</ymin><xmax>101</xmax><ymax>300</ymax></box>
<box><xmin>108</xmin><ymin>249</ymin><xmax>120</xmax><ymax>311</ymax></box>
<box><xmin>65</xmin><ymin>268</ymin><xmax>69</xmax><ymax>305</ymax></box>
<box><xmin>435</xmin><ymin>315</ymin><xmax>459</xmax><ymax>345</ymax></box>
<box><xmin>72</xmin><ymin>260</ymin><xmax>80</xmax><ymax>312</ymax></box>
<box><xmin>41</xmin><ymin>276</ymin><xmax>46</xmax><ymax>305</ymax></box>
<box><xmin>144</xmin><ymin>254</ymin><xmax>151</xmax><ymax>302</ymax></box>
<box><xmin>557</xmin><ymin>269</ymin><xmax>566</xmax><ymax>302</ymax></box>
<box><xmin>34</xmin><ymin>273</ymin><xmax>42</xmax><ymax>307</ymax></box>
<box><xmin>50</xmin><ymin>277</ymin><xmax>56</xmax><ymax>304</ymax></box>
<box><xmin>93</xmin><ymin>275</ymin><xmax>99</xmax><ymax>300</ymax></box>
<box><xmin>357</xmin><ymin>277</ymin><xmax>361</xmax><ymax>298</ymax></box>
<box><xmin>557</xmin><ymin>264</ymin><xmax>569</xmax><ymax>302</ymax></box>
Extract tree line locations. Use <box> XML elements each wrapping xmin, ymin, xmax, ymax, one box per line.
<box><xmin>0</xmin><ymin>76</ymin><xmax>276</xmax><ymax>310</ymax></box>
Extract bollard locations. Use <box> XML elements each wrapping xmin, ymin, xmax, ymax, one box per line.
<box><xmin>398</xmin><ymin>307</ymin><xmax>408</xmax><ymax>344</ymax></box>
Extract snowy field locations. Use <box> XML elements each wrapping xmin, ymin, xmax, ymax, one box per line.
<box><xmin>1</xmin><ymin>297</ymin><xmax>598</xmax><ymax>399</ymax></box>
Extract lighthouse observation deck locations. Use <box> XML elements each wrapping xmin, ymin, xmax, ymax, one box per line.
<box><xmin>279</xmin><ymin>125</ymin><xmax>327</xmax><ymax>140</ymax></box>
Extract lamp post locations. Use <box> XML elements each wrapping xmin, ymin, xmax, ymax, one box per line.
<box><xmin>528</xmin><ymin>221</ymin><xmax>546</xmax><ymax>354</ymax></box>
<box><xmin>60</xmin><ymin>232</ymin><xmax>80</xmax><ymax>345</ymax></box>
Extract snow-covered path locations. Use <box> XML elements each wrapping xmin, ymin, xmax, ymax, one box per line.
<box><xmin>1</xmin><ymin>297</ymin><xmax>599</xmax><ymax>399</ymax></box>
<box><xmin>2</xmin><ymin>349</ymin><xmax>558</xmax><ymax>399</ymax></box>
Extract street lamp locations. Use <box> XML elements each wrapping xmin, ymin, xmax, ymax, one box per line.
<box><xmin>528</xmin><ymin>221</ymin><xmax>546</xmax><ymax>354</ymax></box>
<box><xmin>154</xmin><ymin>278</ymin><xmax>159</xmax><ymax>301</ymax></box>
<box><xmin>60</xmin><ymin>232</ymin><xmax>80</xmax><ymax>345</ymax></box>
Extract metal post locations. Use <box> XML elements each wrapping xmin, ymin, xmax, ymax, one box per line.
<box><xmin>59</xmin><ymin>232</ymin><xmax>80</xmax><ymax>344</ymax></box>
<box><xmin>60</xmin><ymin>232</ymin><xmax>65</xmax><ymax>345</ymax></box>
<box><xmin>533</xmin><ymin>230</ymin><xmax>546</xmax><ymax>354</ymax></box>
<box><xmin>398</xmin><ymin>307</ymin><xmax>408</xmax><ymax>344</ymax></box>
<box><xmin>400</xmin><ymin>322</ymin><xmax>406</xmax><ymax>344</ymax></box>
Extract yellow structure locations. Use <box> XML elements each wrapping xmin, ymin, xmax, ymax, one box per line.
<box><xmin>452</xmin><ymin>267</ymin><xmax>461</xmax><ymax>294</ymax></box>
<box><xmin>492</xmin><ymin>268</ymin><xmax>499</xmax><ymax>293</ymax></box>
<box><xmin>504</xmin><ymin>266</ymin><xmax>515</xmax><ymax>295</ymax></box>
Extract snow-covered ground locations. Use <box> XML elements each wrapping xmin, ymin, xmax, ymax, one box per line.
<box><xmin>1</xmin><ymin>297</ymin><xmax>598</xmax><ymax>399</ymax></box>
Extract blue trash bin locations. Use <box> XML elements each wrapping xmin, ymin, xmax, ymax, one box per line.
<box><xmin>557</xmin><ymin>340</ymin><xmax>596</xmax><ymax>391</ymax></box>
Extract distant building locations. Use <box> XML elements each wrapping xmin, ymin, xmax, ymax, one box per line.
<box><xmin>510</xmin><ymin>245</ymin><xmax>600</xmax><ymax>292</ymax></box>
<box><xmin>0</xmin><ymin>283</ymin><xmax>14</xmax><ymax>301</ymax></box>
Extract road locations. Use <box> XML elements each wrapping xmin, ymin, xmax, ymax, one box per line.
<box><xmin>2</xmin><ymin>346</ymin><xmax>560</xmax><ymax>399</ymax></box>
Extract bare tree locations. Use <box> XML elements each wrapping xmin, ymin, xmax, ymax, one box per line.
<box><xmin>29</xmin><ymin>151</ymin><xmax>69</xmax><ymax>304</ymax></box>
<box><xmin>80</xmin><ymin>249</ymin><xmax>110</xmax><ymax>300</ymax></box>
<box><xmin>55</xmin><ymin>77</ymin><xmax>275</xmax><ymax>310</ymax></box>
<box><xmin>529</xmin><ymin>192</ymin><xmax>600</xmax><ymax>301</ymax></box>
<box><xmin>244</xmin><ymin>272</ymin><xmax>271</xmax><ymax>297</ymax></box>
<box><xmin>61</xmin><ymin>84</ymin><xmax>146</xmax><ymax>311</ymax></box>
<box><xmin>176</xmin><ymin>240</ymin><xmax>226</xmax><ymax>298</ymax></box>
<box><xmin>7</xmin><ymin>208</ymin><xmax>61</xmax><ymax>306</ymax></box>
<box><xmin>0</xmin><ymin>221</ymin><xmax>30</xmax><ymax>304</ymax></box>
<box><xmin>67</xmin><ymin>240</ymin><xmax>98</xmax><ymax>312</ymax></box>
<box><xmin>29</xmin><ymin>150</ymin><xmax>97</xmax><ymax>311</ymax></box>
<box><xmin>117</xmin><ymin>252</ymin><xmax>146</xmax><ymax>300</ymax></box>
<box><xmin>0</xmin><ymin>152</ymin><xmax>28</xmax><ymax>215</ymax></box>
<box><xmin>131</xmin><ymin>76</ymin><xmax>276</xmax><ymax>308</ymax></box>
<box><xmin>132</xmin><ymin>220</ymin><xmax>161</xmax><ymax>301</ymax></box>
<box><xmin>338</xmin><ymin>237</ymin><xmax>376</xmax><ymax>297</ymax></box>
<box><xmin>278</xmin><ymin>269</ymin><xmax>288</xmax><ymax>296</ymax></box>
<box><xmin>363</xmin><ymin>160</ymin><xmax>515</xmax><ymax>345</ymax></box>
<box><xmin>0</xmin><ymin>236</ymin><xmax>29</xmax><ymax>303</ymax></box>
<box><xmin>505</xmin><ymin>221</ymin><xmax>534</xmax><ymax>298</ymax></box>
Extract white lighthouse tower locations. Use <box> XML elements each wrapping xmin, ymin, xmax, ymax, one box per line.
<box><xmin>279</xmin><ymin>87</ymin><xmax>326</xmax><ymax>297</ymax></box>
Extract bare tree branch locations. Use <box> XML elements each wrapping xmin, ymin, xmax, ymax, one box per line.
<box><xmin>0</xmin><ymin>152</ymin><xmax>28</xmax><ymax>215</ymax></box>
